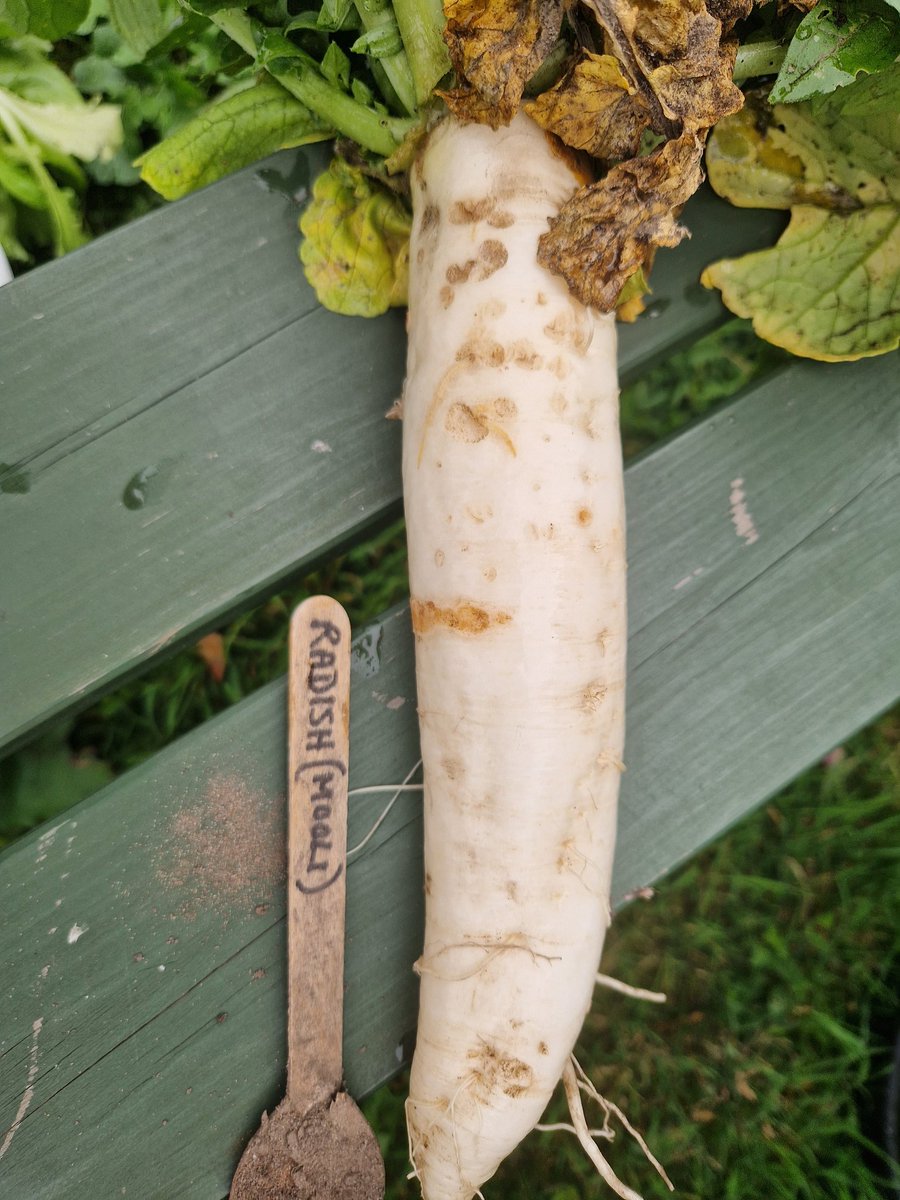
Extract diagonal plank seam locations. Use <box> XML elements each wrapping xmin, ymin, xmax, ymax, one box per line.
<box><xmin>11</xmin><ymin>307</ymin><xmax>325</xmax><ymax>481</ymax></box>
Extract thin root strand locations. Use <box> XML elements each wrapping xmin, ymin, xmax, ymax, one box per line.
<box><xmin>595</xmin><ymin>972</ymin><xmax>667</xmax><ymax>1003</ymax></box>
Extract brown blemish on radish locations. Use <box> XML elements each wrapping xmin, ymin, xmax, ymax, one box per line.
<box><xmin>543</xmin><ymin>306</ymin><xmax>592</xmax><ymax>355</ymax></box>
<box><xmin>577</xmin><ymin>507</ymin><xmax>593</xmax><ymax>526</ymax></box>
<box><xmin>467</xmin><ymin>1043</ymin><xmax>534</xmax><ymax>1101</ymax></box>
<box><xmin>505</xmin><ymin>880</ymin><xmax>518</xmax><ymax>900</ymax></box>
<box><xmin>440</xmin><ymin>285</ymin><xmax>454</xmax><ymax>309</ymax></box>
<box><xmin>538</xmin><ymin>1041</ymin><xmax>549</xmax><ymax>1056</ymax></box>
<box><xmin>442</xmin><ymin>755</ymin><xmax>465</xmax><ymax>780</ymax></box>
<box><xmin>410</xmin><ymin>599</ymin><xmax>512</xmax><ymax>635</ymax></box>
<box><xmin>446</xmin><ymin>240</ymin><xmax>508</xmax><ymax>287</ymax></box>
<box><xmin>446</xmin><ymin>402</ymin><xmax>489</xmax><ymax>444</ymax></box>
<box><xmin>446</xmin><ymin>401</ymin><xmax>517</xmax><ymax>456</ymax></box>
<box><xmin>483</xmin><ymin>565</ymin><xmax>497</xmax><ymax>582</ymax></box>
<box><xmin>434</xmin><ymin>549</ymin><xmax>445</xmax><ymax>566</ymax></box>
<box><xmin>582</xmin><ymin>683</ymin><xmax>608</xmax><ymax>712</ymax></box>
<box><xmin>448</xmin><ymin>197</ymin><xmax>511</xmax><ymax>227</ymax></box>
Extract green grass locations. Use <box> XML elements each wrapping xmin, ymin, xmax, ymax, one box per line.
<box><xmin>2</xmin><ymin>316</ymin><xmax>896</xmax><ymax>1195</ymax></box>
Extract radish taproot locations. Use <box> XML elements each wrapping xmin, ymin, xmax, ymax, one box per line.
<box><xmin>402</xmin><ymin>112</ymin><xmax>628</xmax><ymax>1199</ymax></box>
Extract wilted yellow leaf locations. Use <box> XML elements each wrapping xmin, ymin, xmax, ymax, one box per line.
<box><xmin>524</xmin><ymin>52</ymin><xmax>651</xmax><ymax>160</ymax></box>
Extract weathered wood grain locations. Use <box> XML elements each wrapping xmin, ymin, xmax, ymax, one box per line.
<box><xmin>0</xmin><ymin>147</ymin><xmax>781</xmax><ymax>755</ymax></box>
<box><xmin>1</xmin><ymin>352</ymin><xmax>897</xmax><ymax>1199</ymax></box>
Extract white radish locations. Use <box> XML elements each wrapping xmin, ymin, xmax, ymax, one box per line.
<box><xmin>401</xmin><ymin>112</ymin><xmax>627</xmax><ymax>1200</ymax></box>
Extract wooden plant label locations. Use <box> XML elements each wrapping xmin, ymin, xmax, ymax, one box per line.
<box><xmin>287</xmin><ymin>595</ymin><xmax>352</xmax><ymax>1109</ymax></box>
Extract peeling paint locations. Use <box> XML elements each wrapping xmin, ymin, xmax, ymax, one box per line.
<box><xmin>729</xmin><ymin>478</ymin><xmax>759</xmax><ymax>545</ymax></box>
<box><xmin>0</xmin><ymin>1017</ymin><xmax>44</xmax><ymax>1163</ymax></box>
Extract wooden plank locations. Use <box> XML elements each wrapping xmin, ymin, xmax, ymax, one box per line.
<box><xmin>2</xmin><ymin>353</ymin><xmax>897</xmax><ymax>1199</ymax></box>
<box><xmin>0</xmin><ymin>154</ymin><xmax>781</xmax><ymax>755</ymax></box>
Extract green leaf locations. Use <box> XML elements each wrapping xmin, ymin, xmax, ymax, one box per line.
<box><xmin>351</xmin><ymin>24</ymin><xmax>403</xmax><ymax>59</ymax></box>
<box><xmin>703</xmin><ymin>69</ymin><xmax>900</xmax><ymax>361</ymax></box>
<box><xmin>770</xmin><ymin>0</ymin><xmax>900</xmax><ymax>103</ymax></box>
<box><xmin>0</xmin><ymin>726</ymin><xmax>114</xmax><ymax>841</ymax></box>
<box><xmin>108</xmin><ymin>0</ymin><xmax>173</xmax><ymax>56</ymax></box>
<box><xmin>0</xmin><ymin>0</ymin><xmax>91</xmax><ymax>39</ymax></box>
<box><xmin>138</xmin><ymin>80</ymin><xmax>333</xmax><ymax>200</ymax></box>
<box><xmin>0</xmin><ymin>187</ymin><xmax>30</xmax><ymax>260</ymax></box>
<box><xmin>320</xmin><ymin>40</ymin><xmax>350</xmax><ymax>90</ymax></box>
<box><xmin>299</xmin><ymin>156</ymin><xmax>411</xmax><ymax>316</ymax></box>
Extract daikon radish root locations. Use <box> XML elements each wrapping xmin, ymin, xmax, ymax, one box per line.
<box><xmin>402</xmin><ymin>112</ymin><xmax>627</xmax><ymax>1200</ymax></box>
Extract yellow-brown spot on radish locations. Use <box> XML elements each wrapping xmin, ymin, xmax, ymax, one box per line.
<box><xmin>538</xmin><ymin>1041</ymin><xmax>549</xmax><ymax>1056</ymax></box>
<box><xmin>550</xmin><ymin>392</ymin><xmax>567</xmax><ymax>414</ymax></box>
<box><xmin>548</xmin><ymin>355</ymin><xmax>570</xmax><ymax>380</ymax></box>
<box><xmin>410</xmin><ymin>599</ymin><xmax>512</xmax><ymax>636</ymax></box>
<box><xmin>597</xmin><ymin>628</ymin><xmax>611</xmax><ymax>655</ymax></box>
<box><xmin>442</xmin><ymin>755</ymin><xmax>464</xmax><ymax>780</ymax></box>
<box><xmin>420</xmin><ymin>203</ymin><xmax>440</xmax><ymax>233</ymax></box>
<box><xmin>449</xmin><ymin>197</ymin><xmax>493</xmax><ymax>224</ymax></box>
<box><xmin>505</xmin><ymin>880</ymin><xmax>518</xmax><ymax>900</ymax></box>
<box><xmin>424</xmin><ymin>871</ymin><xmax>432</xmax><ymax>896</ymax></box>
<box><xmin>447</xmin><ymin>259</ymin><xmax>476</xmax><ymax>285</ymax></box>
<box><xmin>434</xmin><ymin>549</ymin><xmax>445</xmax><ymax>567</ymax></box>
<box><xmin>483</xmin><ymin>565</ymin><xmax>497</xmax><ymax>582</ymax></box>
<box><xmin>492</xmin><ymin>397</ymin><xmax>516</xmax><ymax>418</ymax></box>
<box><xmin>446</xmin><ymin>401</ymin><xmax>489</xmax><ymax>444</ymax></box>
<box><xmin>543</xmin><ymin>304</ymin><xmax>592</xmax><ymax>355</ymax></box>
<box><xmin>577</xmin><ymin>507</ymin><xmax>593</xmax><ymax>526</ymax></box>
<box><xmin>440</xmin><ymin>285</ymin><xmax>454</xmax><ymax>309</ymax></box>
<box><xmin>456</xmin><ymin>337</ymin><xmax>505</xmax><ymax>368</ymax></box>
<box><xmin>510</xmin><ymin>341</ymin><xmax>542</xmax><ymax>369</ymax></box>
<box><xmin>536</xmin><ymin>291</ymin><xmax>548</xmax><ymax>305</ymax></box>
<box><xmin>446</xmin><ymin>241</ymin><xmax>508</xmax><ymax>287</ymax></box>
<box><xmin>477</xmin><ymin>239</ymin><xmax>508</xmax><ymax>278</ymax></box>
<box><xmin>582</xmin><ymin>683</ymin><xmax>608</xmax><ymax>712</ymax></box>
<box><xmin>449</xmin><ymin>195</ymin><xmax>514</xmax><ymax>228</ymax></box>
<box><xmin>467</xmin><ymin>1043</ymin><xmax>534</xmax><ymax>1101</ymax></box>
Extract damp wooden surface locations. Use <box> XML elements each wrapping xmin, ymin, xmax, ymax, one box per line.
<box><xmin>0</xmin><ymin>145</ymin><xmax>781</xmax><ymax>756</ymax></box>
<box><xmin>2</xmin><ymin>349</ymin><xmax>898</xmax><ymax>1198</ymax></box>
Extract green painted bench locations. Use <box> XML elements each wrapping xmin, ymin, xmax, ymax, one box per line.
<box><xmin>1</xmin><ymin>143</ymin><xmax>898</xmax><ymax>1198</ymax></box>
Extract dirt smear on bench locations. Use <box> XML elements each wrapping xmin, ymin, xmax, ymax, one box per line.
<box><xmin>155</xmin><ymin>772</ymin><xmax>285</xmax><ymax>923</ymax></box>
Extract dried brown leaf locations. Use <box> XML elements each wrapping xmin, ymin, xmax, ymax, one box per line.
<box><xmin>538</xmin><ymin>131</ymin><xmax>705</xmax><ymax>311</ymax></box>
<box><xmin>523</xmin><ymin>51</ymin><xmax>652</xmax><ymax>160</ymax></box>
<box><xmin>586</xmin><ymin>0</ymin><xmax>745</xmax><ymax>131</ymax></box>
<box><xmin>443</xmin><ymin>0</ymin><xmax>563</xmax><ymax>125</ymax></box>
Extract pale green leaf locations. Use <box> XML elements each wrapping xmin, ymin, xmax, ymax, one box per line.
<box><xmin>138</xmin><ymin>80</ymin><xmax>333</xmax><ymax>201</ymax></box>
<box><xmin>703</xmin><ymin>68</ymin><xmax>900</xmax><ymax>361</ymax></box>
<box><xmin>299</xmin><ymin>156</ymin><xmax>411</xmax><ymax>317</ymax></box>
<box><xmin>771</xmin><ymin>0</ymin><xmax>900</xmax><ymax>103</ymax></box>
<box><xmin>0</xmin><ymin>87</ymin><xmax>122</xmax><ymax>161</ymax></box>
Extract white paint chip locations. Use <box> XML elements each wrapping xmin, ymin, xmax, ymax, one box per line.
<box><xmin>0</xmin><ymin>1016</ymin><xmax>44</xmax><ymax>1162</ymax></box>
<box><xmin>67</xmin><ymin>924</ymin><xmax>87</xmax><ymax>944</ymax></box>
<box><xmin>310</xmin><ymin>439</ymin><xmax>333</xmax><ymax>454</ymax></box>
<box><xmin>729</xmin><ymin>477</ymin><xmax>760</xmax><ymax>545</ymax></box>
